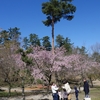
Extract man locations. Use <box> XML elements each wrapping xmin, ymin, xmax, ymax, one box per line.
<box><xmin>51</xmin><ymin>82</ymin><xmax>59</xmax><ymax>100</ymax></box>
<box><xmin>83</xmin><ymin>79</ymin><xmax>89</xmax><ymax>98</ymax></box>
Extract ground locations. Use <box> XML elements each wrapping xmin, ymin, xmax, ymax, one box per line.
<box><xmin>0</xmin><ymin>80</ymin><xmax>100</xmax><ymax>100</ymax></box>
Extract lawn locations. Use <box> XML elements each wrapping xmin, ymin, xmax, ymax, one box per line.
<box><xmin>0</xmin><ymin>87</ymin><xmax>100</xmax><ymax>100</ymax></box>
<box><xmin>71</xmin><ymin>88</ymin><xmax>100</xmax><ymax>100</ymax></box>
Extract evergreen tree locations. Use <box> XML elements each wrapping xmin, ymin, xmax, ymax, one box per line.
<box><xmin>0</xmin><ymin>30</ymin><xmax>9</xmax><ymax>44</ymax></box>
<box><xmin>9</xmin><ymin>27</ymin><xmax>21</xmax><ymax>42</ymax></box>
<box><xmin>29</xmin><ymin>33</ymin><xmax>41</xmax><ymax>47</ymax></box>
<box><xmin>42</xmin><ymin>0</ymin><xmax>76</xmax><ymax>54</ymax></box>
<box><xmin>42</xmin><ymin>36</ymin><xmax>51</xmax><ymax>51</ymax></box>
<box><xmin>22</xmin><ymin>37</ymin><xmax>29</xmax><ymax>50</ymax></box>
<box><xmin>55</xmin><ymin>34</ymin><xmax>65</xmax><ymax>47</ymax></box>
<box><xmin>64</xmin><ymin>37</ymin><xmax>73</xmax><ymax>54</ymax></box>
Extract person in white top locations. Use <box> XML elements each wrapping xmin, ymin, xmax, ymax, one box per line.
<box><xmin>58</xmin><ymin>89</ymin><xmax>63</xmax><ymax>100</ymax></box>
<box><xmin>51</xmin><ymin>82</ymin><xmax>59</xmax><ymax>100</ymax></box>
<box><xmin>62</xmin><ymin>80</ymin><xmax>71</xmax><ymax>100</ymax></box>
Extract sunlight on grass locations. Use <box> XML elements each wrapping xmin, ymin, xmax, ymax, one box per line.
<box><xmin>78</xmin><ymin>88</ymin><xmax>100</xmax><ymax>100</ymax></box>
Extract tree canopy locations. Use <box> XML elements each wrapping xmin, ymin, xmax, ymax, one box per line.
<box><xmin>42</xmin><ymin>0</ymin><xmax>76</xmax><ymax>54</ymax></box>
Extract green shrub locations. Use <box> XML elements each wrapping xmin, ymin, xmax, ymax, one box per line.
<box><xmin>36</xmin><ymin>79</ymin><xmax>43</xmax><ymax>84</ymax></box>
<box><xmin>0</xmin><ymin>91</ymin><xmax>21</xmax><ymax>97</ymax></box>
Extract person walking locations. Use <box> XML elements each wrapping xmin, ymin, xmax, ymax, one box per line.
<box><xmin>83</xmin><ymin>79</ymin><xmax>89</xmax><ymax>98</ymax></box>
<box><xmin>51</xmin><ymin>82</ymin><xmax>59</xmax><ymax>100</ymax></box>
<box><xmin>74</xmin><ymin>87</ymin><xmax>79</xmax><ymax>100</ymax></box>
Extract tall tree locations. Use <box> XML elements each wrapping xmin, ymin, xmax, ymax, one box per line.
<box><xmin>56</xmin><ymin>35</ymin><xmax>73</xmax><ymax>54</ymax></box>
<box><xmin>22</xmin><ymin>37</ymin><xmax>29</xmax><ymax>50</ymax></box>
<box><xmin>0</xmin><ymin>27</ymin><xmax>21</xmax><ymax>48</ymax></box>
<box><xmin>91</xmin><ymin>43</ymin><xmax>100</xmax><ymax>63</ymax></box>
<box><xmin>64</xmin><ymin>37</ymin><xmax>73</xmax><ymax>54</ymax></box>
<box><xmin>0</xmin><ymin>44</ymin><xmax>19</xmax><ymax>96</ymax></box>
<box><xmin>29</xmin><ymin>33</ymin><xmax>41</xmax><ymax>47</ymax></box>
<box><xmin>74</xmin><ymin>46</ymin><xmax>87</xmax><ymax>55</ymax></box>
<box><xmin>8</xmin><ymin>27</ymin><xmax>21</xmax><ymax>49</ymax></box>
<box><xmin>42</xmin><ymin>36</ymin><xmax>51</xmax><ymax>51</ymax></box>
<box><xmin>0</xmin><ymin>30</ymin><xmax>9</xmax><ymax>44</ymax></box>
<box><xmin>55</xmin><ymin>34</ymin><xmax>65</xmax><ymax>47</ymax></box>
<box><xmin>42</xmin><ymin>0</ymin><xmax>76</xmax><ymax>54</ymax></box>
<box><xmin>9</xmin><ymin>27</ymin><xmax>21</xmax><ymax>42</ymax></box>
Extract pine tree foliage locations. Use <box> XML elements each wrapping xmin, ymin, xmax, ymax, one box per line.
<box><xmin>42</xmin><ymin>0</ymin><xmax>76</xmax><ymax>26</ymax></box>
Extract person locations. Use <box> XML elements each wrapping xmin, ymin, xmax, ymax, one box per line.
<box><xmin>83</xmin><ymin>79</ymin><xmax>89</xmax><ymax>98</ymax></box>
<box><xmin>51</xmin><ymin>82</ymin><xmax>59</xmax><ymax>100</ymax></box>
<box><xmin>74</xmin><ymin>86</ymin><xmax>79</xmax><ymax>100</ymax></box>
<box><xmin>62</xmin><ymin>88</ymin><xmax>68</xmax><ymax>100</ymax></box>
<box><xmin>62</xmin><ymin>80</ymin><xmax>72</xmax><ymax>100</ymax></box>
<box><xmin>58</xmin><ymin>89</ymin><xmax>62</xmax><ymax>100</ymax></box>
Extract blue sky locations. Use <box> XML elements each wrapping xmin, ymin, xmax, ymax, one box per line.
<box><xmin>0</xmin><ymin>0</ymin><xmax>100</xmax><ymax>51</ymax></box>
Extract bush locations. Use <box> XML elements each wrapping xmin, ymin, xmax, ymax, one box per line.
<box><xmin>0</xmin><ymin>91</ymin><xmax>21</xmax><ymax>97</ymax></box>
<box><xmin>36</xmin><ymin>79</ymin><xmax>43</xmax><ymax>84</ymax></box>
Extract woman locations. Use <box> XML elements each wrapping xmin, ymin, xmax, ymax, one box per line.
<box><xmin>51</xmin><ymin>82</ymin><xmax>59</xmax><ymax>100</ymax></box>
<box><xmin>62</xmin><ymin>80</ymin><xmax>72</xmax><ymax>100</ymax></box>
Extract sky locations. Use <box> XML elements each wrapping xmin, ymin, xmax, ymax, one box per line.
<box><xmin>0</xmin><ymin>0</ymin><xmax>100</xmax><ymax>51</ymax></box>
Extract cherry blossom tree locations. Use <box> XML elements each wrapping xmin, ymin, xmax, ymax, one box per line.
<box><xmin>12</xmin><ymin>50</ymin><xmax>28</xmax><ymax>100</ymax></box>
<box><xmin>23</xmin><ymin>46</ymin><xmax>66</xmax><ymax>85</ymax></box>
<box><xmin>62</xmin><ymin>54</ymin><xmax>100</xmax><ymax>87</ymax></box>
<box><xmin>13</xmin><ymin>46</ymin><xmax>100</xmax><ymax>91</ymax></box>
<box><xmin>0</xmin><ymin>43</ymin><xmax>19</xmax><ymax>96</ymax></box>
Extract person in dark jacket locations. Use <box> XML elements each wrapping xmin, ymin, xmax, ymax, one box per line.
<box><xmin>83</xmin><ymin>79</ymin><xmax>89</xmax><ymax>97</ymax></box>
<box><xmin>74</xmin><ymin>87</ymin><xmax>79</xmax><ymax>100</ymax></box>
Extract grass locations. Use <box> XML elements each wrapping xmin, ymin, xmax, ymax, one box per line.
<box><xmin>0</xmin><ymin>87</ymin><xmax>100</xmax><ymax>100</ymax></box>
<box><xmin>89</xmin><ymin>88</ymin><xmax>100</xmax><ymax>100</ymax></box>
<box><xmin>71</xmin><ymin>88</ymin><xmax>100</xmax><ymax>100</ymax></box>
<box><xmin>0</xmin><ymin>91</ymin><xmax>22</xmax><ymax>97</ymax></box>
<box><xmin>0</xmin><ymin>89</ymin><xmax>47</xmax><ymax>97</ymax></box>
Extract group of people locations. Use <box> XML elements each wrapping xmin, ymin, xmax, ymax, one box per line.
<box><xmin>51</xmin><ymin>80</ymin><xmax>72</xmax><ymax>100</ymax></box>
<box><xmin>51</xmin><ymin>79</ymin><xmax>90</xmax><ymax>100</ymax></box>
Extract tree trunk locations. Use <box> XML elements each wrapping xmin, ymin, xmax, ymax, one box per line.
<box><xmin>8</xmin><ymin>83</ymin><xmax>11</xmax><ymax>97</ymax></box>
<box><xmin>89</xmin><ymin>77</ymin><xmax>94</xmax><ymax>88</ymax></box>
<box><xmin>21</xmin><ymin>77</ymin><xmax>25</xmax><ymax>100</ymax></box>
<box><xmin>6</xmin><ymin>79</ymin><xmax>12</xmax><ymax>97</ymax></box>
<box><xmin>52</xmin><ymin>17</ymin><xmax>54</xmax><ymax>55</ymax></box>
